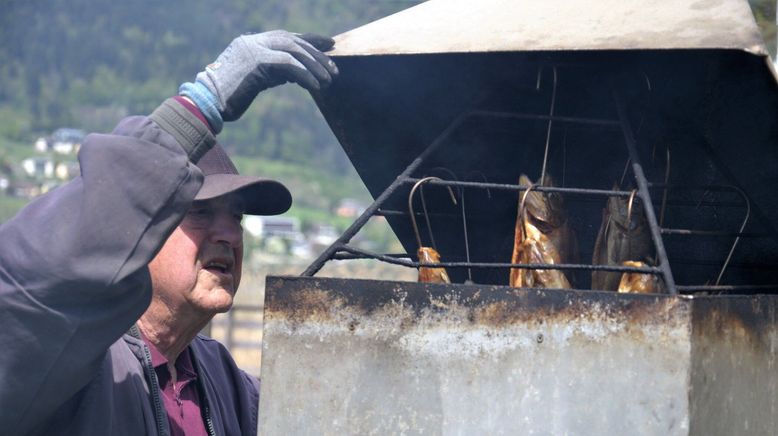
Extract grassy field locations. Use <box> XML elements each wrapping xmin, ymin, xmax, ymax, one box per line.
<box><xmin>0</xmin><ymin>195</ymin><xmax>29</xmax><ymax>222</ymax></box>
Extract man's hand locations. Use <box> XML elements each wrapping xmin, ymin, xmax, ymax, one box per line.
<box><xmin>180</xmin><ymin>30</ymin><xmax>338</xmax><ymax>132</ymax></box>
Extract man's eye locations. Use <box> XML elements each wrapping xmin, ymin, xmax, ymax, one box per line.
<box><xmin>188</xmin><ymin>208</ymin><xmax>211</xmax><ymax>218</ymax></box>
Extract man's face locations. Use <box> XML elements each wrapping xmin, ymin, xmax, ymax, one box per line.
<box><xmin>148</xmin><ymin>194</ymin><xmax>245</xmax><ymax>316</ymax></box>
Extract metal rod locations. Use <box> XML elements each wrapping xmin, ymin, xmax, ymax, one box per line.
<box><xmin>659</xmin><ymin>147</ymin><xmax>671</xmax><ymax>226</ymax></box>
<box><xmin>378</xmin><ymin>197</ymin><xmax>747</xmax><ymax>217</ymax></box>
<box><xmin>660</xmin><ymin>228</ymin><xmax>765</xmax><ymax>238</ymax></box>
<box><xmin>614</xmin><ymin>92</ymin><xmax>677</xmax><ymax>294</ymax></box>
<box><xmin>469</xmin><ymin>110</ymin><xmax>619</xmax><ymax>127</ymax></box>
<box><xmin>661</xmin><ymin>258</ymin><xmax>778</xmax><ymax>270</ymax></box>
<box><xmin>425</xmin><ymin>167</ymin><xmax>475</xmax><ymax>281</ymax></box>
<box><xmin>540</xmin><ymin>66</ymin><xmax>558</xmax><ymax>183</ymax></box>
<box><xmin>301</xmin><ymin>111</ymin><xmax>473</xmax><ymax>276</ymax></box>
<box><xmin>420</xmin><ymin>262</ymin><xmax>660</xmax><ymax>273</ymax></box>
<box><xmin>336</xmin><ymin>246</ymin><xmax>667</xmax><ymax>273</ymax></box>
<box><xmin>619</xmin><ymin>158</ymin><xmax>631</xmax><ymax>188</ymax></box>
<box><xmin>381</xmin><ymin>178</ymin><xmax>740</xmax><ymax>216</ymax></box>
<box><xmin>336</xmin><ymin>245</ymin><xmax>417</xmax><ymax>268</ymax></box>
<box><xmin>405</xmin><ymin>177</ymin><xmax>637</xmax><ymax>197</ymax></box>
<box><xmin>648</xmin><ymin>183</ymin><xmax>754</xmax><ymax>194</ymax></box>
<box><xmin>715</xmin><ymin>185</ymin><xmax>751</xmax><ymax>285</ymax></box>
<box><xmin>376</xmin><ymin>208</ymin><xmax>458</xmax><ymax>218</ymax></box>
<box><xmin>676</xmin><ymin>284</ymin><xmax>778</xmax><ymax>292</ymax></box>
<box><xmin>651</xmin><ymin>199</ymin><xmax>746</xmax><ymax>209</ymax></box>
<box><xmin>336</xmin><ymin>245</ymin><xmax>660</xmax><ymax>273</ymax></box>
<box><xmin>461</xmin><ymin>188</ymin><xmax>473</xmax><ymax>281</ymax></box>
<box><xmin>332</xmin><ymin>252</ymin><xmax>412</xmax><ymax>261</ymax></box>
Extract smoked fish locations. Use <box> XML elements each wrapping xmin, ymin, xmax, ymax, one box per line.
<box><xmin>592</xmin><ymin>187</ymin><xmax>654</xmax><ymax>291</ymax></box>
<box><xmin>510</xmin><ymin>174</ymin><xmax>576</xmax><ymax>289</ymax></box>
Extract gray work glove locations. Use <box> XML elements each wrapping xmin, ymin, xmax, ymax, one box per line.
<box><xmin>180</xmin><ymin>30</ymin><xmax>338</xmax><ymax>132</ymax></box>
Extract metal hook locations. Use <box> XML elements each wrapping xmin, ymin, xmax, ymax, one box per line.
<box><xmin>426</xmin><ymin>167</ymin><xmax>461</xmax><ymax>196</ymax></box>
<box><xmin>424</xmin><ymin>168</ymin><xmax>462</xmax><ymax>252</ymax></box>
<box><xmin>465</xmin><ymin>171</ymin><xmax>492</xmax><ymax>199</ymax></box>
<box><xmin>408</xmin><ymin>176</ymin><xmax>457</xmax><ymax>251</ymax></box>
<box><xmin>626</xmin><ymin>189</ymin><xmax>638</xmax><ymax>229</ymax></box>
<box><xmin>626</xmin><ymin>189</ymin><xmax>638</xmax><ymax>258</ymax></box>
<box><xmin>519</xmin><ymin>182</ymin><xmax>537</xmax><ymax>226</ymax></box>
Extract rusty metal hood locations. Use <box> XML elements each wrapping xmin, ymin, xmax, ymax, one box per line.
<box><xmin>331</xmin><ymin>0</ymin><xmax>767</xmax><ymax>56</ymax></box>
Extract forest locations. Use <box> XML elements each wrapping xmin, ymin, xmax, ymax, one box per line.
<box><xmin>0</xmin><ymin>0</ymin><xmax>418</xmax><ymax>172</ymax></box>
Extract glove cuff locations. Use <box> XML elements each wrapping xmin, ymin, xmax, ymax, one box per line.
<box><xmin>150</xmin><ymin>98</ymin><xmax>216</xmax><ymax>163</ymax></box>
<box><xmin>179</xmin><ymin>81</ymin><xmax>224</xmax><ymax>134</ymax></box>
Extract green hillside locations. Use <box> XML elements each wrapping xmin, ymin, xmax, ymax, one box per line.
<box><xmin>0</xmin><ymin>0</ymin><xmax>415</xmax><ymax>168</ymax></box>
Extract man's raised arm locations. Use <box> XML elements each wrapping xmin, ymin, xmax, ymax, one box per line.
<box><xmin>0</xmin><ymin>30</ymin><xmax>336</xmax><ymax>433</ymax></box>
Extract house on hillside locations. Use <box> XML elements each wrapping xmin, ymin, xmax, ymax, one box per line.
<box><xmin>20</xmin><ymin>156</ymin><xmax>79</xmax><ymax>180</ymax></box>
<box><xmin>21</xmin><ymin>157</ymin><xmax>54</xmax><ymax>179</ymax></box>
<box><xmin>37</xmin><ymin>128</ymin><xmax>86</xmax><ymax>155</ymax></box>
<box><xmin>12</xmin><ymin>181</ymin><xmax>41</xmax><ymax>199</ymax></box>
<box><xmin>335</xmin><ymin>198</ymin><xmax>366</xmax><ymax>218</ymax></box>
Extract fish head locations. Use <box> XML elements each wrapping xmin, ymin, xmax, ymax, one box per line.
<box><xmin>607</xmin><ymin>186</ymin><xmax>646</xmax><ymax>232</ymax></box>
<box><xmin>520</xmin><ymin>174</ymin><xmax>566</xmax><ymax>233</ymax></box>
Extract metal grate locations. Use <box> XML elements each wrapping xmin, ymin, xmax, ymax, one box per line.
<box><xmin>303</xmin><ymin>64</ymin><xmax>777</xmax><ymax>295</ymax></box>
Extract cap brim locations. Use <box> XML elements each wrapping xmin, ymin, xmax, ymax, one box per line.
<box><xmin>195</xmin><ymin>174</ymin><xmax>292</xmax><ymax>215</ymax></box>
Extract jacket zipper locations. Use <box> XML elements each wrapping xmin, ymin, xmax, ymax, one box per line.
<box><xmin>130</xmin><ymin>325</ymin><xmax>168</xmax><ymax>436</ymax></box>
<box><xmin>191</xmin><ymin>347</ymin><xmax>217</xmax><ymax>436</ymax></box>
<box><xmin>204</xmin><ymin>401</ymin><xmax>216</xmax><ymax>436</ymax></box>
<box><xmin>142</xmin><ymin>343</ymin><xmax>168</xmax><ymax>435</ymax></box>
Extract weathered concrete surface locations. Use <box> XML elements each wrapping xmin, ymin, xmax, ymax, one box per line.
<box><xmin>257</xmin><ymin>276</ymin><xmax>763</xmax><ymax>435</ymax></box>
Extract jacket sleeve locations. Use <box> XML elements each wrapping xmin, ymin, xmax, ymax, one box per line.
<box><xmin>0</xmin><ymin>98</ymin><xmax>215</xmax><ymax>433</ymax></box>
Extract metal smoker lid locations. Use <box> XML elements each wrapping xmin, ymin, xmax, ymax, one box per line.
<box><xmin>330</xmin><ymin>0</ymin><xmax>768</xmax><ymax>56</ymax></box>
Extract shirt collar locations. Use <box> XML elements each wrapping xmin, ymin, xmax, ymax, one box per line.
<box><xmin>140</xmin><ymin>332</ymin><xmax>198</xmax><ymax>378</ymax></box>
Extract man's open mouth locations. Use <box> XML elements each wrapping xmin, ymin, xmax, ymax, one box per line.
<box><xmin>204</xmin><ymin>261</ymin><xmax>231</xmax><ymax>274</ymax></box>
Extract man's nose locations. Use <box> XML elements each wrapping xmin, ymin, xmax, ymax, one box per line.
<box><xmin>210</xmin><ymin>212</ymin><xmax>243</xmax><ymax>247</ymax></box>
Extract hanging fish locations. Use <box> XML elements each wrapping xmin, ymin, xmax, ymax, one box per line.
<box><xmin>591</xmin><ymin>187</ymin><xmax>654</xmax><ymax>291</ymax></box>
<box><xmin>617</xmin><ymin>261</ymin><xmax>662</xmax><ymax>293</ymax></box>
<box><xmin>409</xmin><ymin>177</ymin><xmax>456</xmax><ymax>284</ymax></box>
<box><xmin>510</xmin><ymin>174</ymin><xmax>576</xmax><ymax>289</ymax></box>
<box><xmin>417</xmin><ymin>247</ymin><xmax>451</xmax><ymax>284</ymax></box>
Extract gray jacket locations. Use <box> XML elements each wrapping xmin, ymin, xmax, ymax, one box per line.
<box><xmin>0</xmin><ymin>99</ymin><xmax>258</xmax><ymax>435</ymax></box>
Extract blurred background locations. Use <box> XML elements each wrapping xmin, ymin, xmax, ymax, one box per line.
<box><xmin>0</xmin><ymin>0</ymin><xmax>776</xmax><ymax>374</ymax></box>
<box><xmin>0</xmin><ymin>0</ymin><xmax>426</xmax><ymax>271</ymax></box>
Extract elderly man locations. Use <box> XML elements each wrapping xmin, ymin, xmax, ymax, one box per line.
<box><xmin>0</xmin><ymin>31</ymin><xmax>337</xmax><ymax>435</ymax></box>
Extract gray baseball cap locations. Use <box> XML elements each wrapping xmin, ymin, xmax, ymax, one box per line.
<box><xmin>194</xmin><ymin>143</ymin><xmax>292</xmax><ymax>215</ymax></box>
